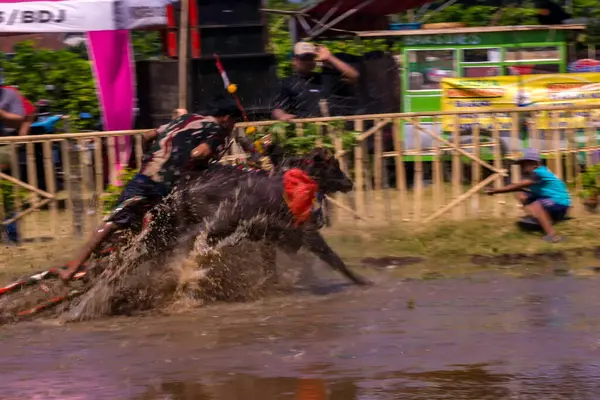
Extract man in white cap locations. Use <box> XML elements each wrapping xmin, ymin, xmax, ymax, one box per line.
<box><xmin>271</xmin><ymin>42</ymin><xmax>359</xmax><ymax>121</ymax></box>
<box><xmin>485</xmin><ymin>148</ymin><xmax>571</xmax><ymax>243</ymax></box>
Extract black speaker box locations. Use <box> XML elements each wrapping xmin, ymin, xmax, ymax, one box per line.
<box><xmin>136</xmin><ymin>60</ymin><xmax>179</xmax><ymax>128</ymax></box>
<box><xmin>195</xmin><ymin>0</ymin><xmax>263</xmax><ymax>25</ymax></box>
<box><xmin>190</xmin><ymin>53</ymin><xmax>278</xmax><ymax>117</ymax></box>
<box><xmin>199</xmin><ymin>24</ymin><xmax>266</xmax><ymax>56</ymax></box>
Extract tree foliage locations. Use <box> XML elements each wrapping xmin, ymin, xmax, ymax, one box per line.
<box><xmin>0</xmin><ymin>42</ymin><xmax>98</xmax><ymax>129</ymax></box>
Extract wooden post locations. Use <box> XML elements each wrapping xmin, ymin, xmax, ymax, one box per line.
<box><xmin>60</xmin><ymin>140</ymin><xmax>73</xmax><ymax>215</ymax></box>
<box><xmin>135</xmin><ymin>134</ymin><xmax>143</xmax><ymax>169</ymax></box>
<box><xmin>78</xmin><ymin>139</ymin><xmax>90</xmax><ymax>233</ymax></box>
<box><xmin>552</xmin><ymin>111</ymin><xmax>563</xmax><ymax>180</ymax></box>
<box><xmin>510</xmin><ymin>112</ymin><xmax>521</xmax><ymax>217</ymax></box>
<box><xmin>178</xmin><ymin>0</ymin><xmax>190</xmax><ymax>110</ymax></box>
<box><xmin>585</xmin><ymin>118</ymin><xmax>595</xmax><ymax>167</ymax></box>
<box><xmin>412</xmin><ymin>117</ymin><xmax>423</xmax><ymax>221</ymax></box>
<box><xmin>42</xmin><ymin>141</ymin><xmax>58</xmax><ymax>237</ymax></box>
<box><xmin>492</xmin><ymin>115</ymin><xmax>503</xmax><ymax>217</ymax></box>
<box><xmin>94</xmin><ymin>137</ymin><xmax>104</xmax><ymax>220</ymax></box>
<box><xmin>432</xmin><ymin>116</ymin><xmax>444</xmax><ymax>211</ymax></box>
<box><xmin>392</xmin><ymin>118</ymin><xmax>407</xmax><ymax>222</ymax></box>
<box><xmin>9</xmin><ymin>143</ymin><xmax>22</xmax><ymax>230</ymax></box>
<box><xmin>25</xmin><ymin>142</ymin><xmax>40</xmax><ymax>241</ymax></box>
<box><xmin>374</xmin><ymin>121</ymin><xmax>384</xmax><ymax>223</ymax></box>
<box><xmin>565</xmin><ymin>112</ymin><xmax>574</xmax><ymax>185</ymax></box>
<box><xmin>471</xmin><ymin>116</ymin><xmax>481</xmax><ymax>216</ymax></box>
<box><xmin>354</xmin><ymin>119</ymin><xmax>365</xmax><ymax>223</ymax></box>
<box><xmin>452</xmin><ymin>115</ymin><xmax>462</xmax><ymax>220</ymax></box>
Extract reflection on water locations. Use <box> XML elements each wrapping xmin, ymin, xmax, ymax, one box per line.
<box><xmin>3</xmin><ymin>275</ymin><xmax>600</xmax><ymax>399</ymax></box>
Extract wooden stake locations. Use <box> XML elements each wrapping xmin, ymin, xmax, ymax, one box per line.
<box><xmin>392</xmin><ymin>118</ymin><xmax>408</xmax><ymax>221</ymax></box>
<box><xmin>42</xmin><ymin>141</ymin><xmax>58</xmax><ymax>237</ymax></box>
<box><xmin>423</xmin><ymin>173</ymin><xmax>501</xmax><ymax>224</ymax></box>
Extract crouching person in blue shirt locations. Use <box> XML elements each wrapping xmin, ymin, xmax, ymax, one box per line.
<box><xmin>484</xmin><ymin>148</ymin><xmax>571</xmax><ymax>243</ymax></box>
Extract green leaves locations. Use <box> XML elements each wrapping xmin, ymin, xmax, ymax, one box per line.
<box><xmin>1</xmin><ymin>42</ymin><xmax>98</xmax><ymax>130</ymax></box>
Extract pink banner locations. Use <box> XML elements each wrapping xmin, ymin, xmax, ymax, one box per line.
<box><xmin>86</xmin><ymin>30</ymin><xmax>136</xmax><ymax>183</ymax></box>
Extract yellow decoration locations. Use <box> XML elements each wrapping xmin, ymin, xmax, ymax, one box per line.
<box><xmin>254</xmin><ymin>140</ymin><xmax>264</xmax><ymax>154</ymax></box>
<box><xmin>245</xmin><ymin>126</ymin><xmax>257</xmax><ymax>135</ymax></box>
<box><xmin>441</xmin><ymin>72</ymin><xmax>600</xmax><ymax>131</ymax></box>
<box><xmin>227</xmin><ymin>84</ymin><xmax>237</xmax><ymax>94</ymax></box>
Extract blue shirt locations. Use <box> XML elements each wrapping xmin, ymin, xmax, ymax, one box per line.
<box><xmin>527</xmin><ymin>166</ymin><xmax>571</xmax><ymax>207</ymax></box>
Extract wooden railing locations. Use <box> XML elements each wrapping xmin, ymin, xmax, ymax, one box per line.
<box><xmin>1</xmin><ymin>104</ymin><xmax>599</xmax><ymax>242</ymax></box>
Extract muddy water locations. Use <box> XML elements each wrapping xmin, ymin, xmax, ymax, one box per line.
<box><xmin>2</xmin><ymin>273</ymin><xmax>600</xmax><ymax>399</ymax></box>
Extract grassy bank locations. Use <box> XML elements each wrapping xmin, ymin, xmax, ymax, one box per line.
<box><xmin>325</xmin><ymin>215</ymin><xmax>600</xmax><ymax>261</ymax></box>
<box><xmin>1</xmin><ymin>214</ymin><xmax>599</xmax><ymax>285</ymax></box>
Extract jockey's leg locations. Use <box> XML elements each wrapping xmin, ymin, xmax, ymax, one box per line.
<box><xmin>58</xmin><ymin>221</ymin><xmax>118</xmax><ymax>281</ymax></box>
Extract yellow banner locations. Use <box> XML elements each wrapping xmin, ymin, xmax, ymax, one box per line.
<box><xmin>441</xmin><ymin>72</ymin><xmax>600</xmax><ymax>131</ymax></box>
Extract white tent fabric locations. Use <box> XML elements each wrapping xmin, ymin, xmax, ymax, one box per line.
<box><xmin>0</xmin><ymin>0</ymin><xmax>170</xmax><ymax>33</ymax></box>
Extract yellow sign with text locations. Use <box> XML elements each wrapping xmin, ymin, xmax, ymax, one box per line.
<box><xmin>441</xmin><ymin>73</ymin><xmax>600</xmax><ymax>131</ymax></box>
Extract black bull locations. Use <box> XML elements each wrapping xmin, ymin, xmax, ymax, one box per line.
<box><xmin>147</xmin><ymin>149</ymin><xmax>370</xmax><ymax>286</ymax></box>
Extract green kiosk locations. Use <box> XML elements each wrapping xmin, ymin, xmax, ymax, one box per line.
<box><xmin>358</xmin><ymin>24</ymin><xmax>588</xmax><ymax>161</ymax></box>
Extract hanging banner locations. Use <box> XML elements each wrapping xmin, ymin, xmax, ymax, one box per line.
<box><xmin>441</xmin><ymin>72</ymin><xmax>600</xmax><ymax>131</ymax></box>
<box><xmin>0</xmin><ymin>0</ymin><xmax>116</xmax><ymax>32</ymax></box>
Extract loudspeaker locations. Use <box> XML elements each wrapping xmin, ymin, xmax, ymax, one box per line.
<box><xmin>166</xmin><ymin>0</ymin><xmax>267</xmax><ymax>57</ymax></box>
<box><xmin>190</xmin><ymin>53</ymin><xmax>278</xmax><ymax>117</ymax></box>
<box><xmin>195</xmin><ymin>0</ymin><xmax>263</xmax><ymax>25</ymax></box>
<box><xmin>135</xmin><ymin>60</ymin><xmax>179</xmax><ymax>128</ymax></box>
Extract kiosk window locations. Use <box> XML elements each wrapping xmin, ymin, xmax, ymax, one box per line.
<box><xmin>462</xmin><ymin>66</ymin><xmax>501</xmax><ymax>78</ymax></box>
<box><xmin>505</xmin><ymin>47</ymin><xmax>560</xmax><ymax>61</ymax></box>
<box><xmin>463</xmin><ymin>48</ymin><xmax>501</xmax><ymax>63</ymax></box>
<box><xmin>407</xmin><ymin>50</ymin><xmax>456</xmax><ymax>90</ymax></box>
<box><xmin>506</xmin><ymin>64</ymin><xmax>560</xmax><ymax>75</ymax></box>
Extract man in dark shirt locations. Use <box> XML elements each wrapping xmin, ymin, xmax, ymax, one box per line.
<box><xmin>57</xmin><ymin>96</ymin><xmax>241</xmax><ymax>282</ymax></box>
<box><xmin>271</xmin><ymin>42</ymin><xmax>360</xmax><ymax>121</ymax></box>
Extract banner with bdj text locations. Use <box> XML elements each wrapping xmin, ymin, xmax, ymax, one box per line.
<box><xmin>441</xmin><ymin>72</ymin><xmax>600</xmax><ymax>131</ymax></box>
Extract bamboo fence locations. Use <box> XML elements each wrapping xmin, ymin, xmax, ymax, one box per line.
<box><xmin>0</xmin><ymin>104</ymin><xmax>599</xmax><ymax>241</ymax></box>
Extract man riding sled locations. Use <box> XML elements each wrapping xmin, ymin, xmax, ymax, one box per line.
<box><xmin>56</xmin><ymin>96</ymin><xmax>242</xmax><ymax>282</ymax></box>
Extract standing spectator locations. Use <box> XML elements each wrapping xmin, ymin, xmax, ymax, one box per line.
<box><xmin>0</xmin><ymin>85</ymin><xmax>26</xmax><ymax>171</ymax></box>
<box><xmin>271</xmin><ymin>42</ymin><xmax>360</xmax><ymax>121</ymax></box>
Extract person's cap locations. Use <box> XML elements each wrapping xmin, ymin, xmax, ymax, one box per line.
<box><xmin>294</xmin><ymin>42</ymin><xmax>317</xmax><ymax>57</ymax></box>
<box><xmin>206</xmin><ymin>95</ymin><xmax>242</xmax><ymax>119</ymax></box>
<box><xmin>517</xmin><ymin>148</ymin><xmax>541</xmax><ymax>163</ymax></box>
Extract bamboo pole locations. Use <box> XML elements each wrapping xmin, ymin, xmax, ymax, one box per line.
<box><xmin>78</xmin><ymin>139</ymin><xmax>91</xmax><ymax>232</ymax></box>
<box><xmin>585</xmin><ymin>119</ymin><xmax>595</xmax><ymax>167</ymax></box>
<box><xmin>432</xmin><ymin>116</ymin><xmax>444</xmax><ymax>211</ymax></box>
<box><xmin>492</xmin><ymin>115</ymin><xmax>503</xmax><ymax>217</ymax></box>
<box><xmin>423</xmin><ymin>173</ymin><xmax>502</xmax><ymax>224</ymax></box>
<box><xmin>552</xmin><ymin>112</ymin><xmax>563</xmax><ymax>180</ymax></box>
<box><xmin>9</xmin><ymin>143</ymin><xmax>21</xmax><ymax>228</ymax></box>
<box><xmin>60</xmin><ymin>140</ymin><xmax>73</xmax><ymax>214</ymax></box>
<box><xmin>452</xmin><ymin>115</ymin><xmax>462</xmax><ymax>220</ymax></box>
<box><xmin>135</xmin><ymin>134</ymin><xmax>143</xmax><ymax>169</ymax></box>
<box><xmin>354</xmin><ymin>120</ymin><xmax>365</xmax><ymax>223</ymax></box>
<box><xmin>357</xmin><ymin>118</ymin><xmax>392</xmax><ymax>141</ymax></box>
<box><xmin>510</xmin><ymin>112</ymin><xmax>521</xmax><ymax>217</ymax></box>
<box><xmin>42</xmin><ymin>141</ymin><xmax>58</xmax><ymax>237</ymax></box>
<box><xmin>392</xmin><ymin>118</ymin><xmax>408</xmax><ymax>222</ymax></box>
<box><xmin>2</xmin><ymin>198</ymin><xmax>52</xmax><ymax>226</ymax></box>
<box><xmin>411</xmin><ymin>120</ymin><xmax>506</xmax><ymax>175</ymax></box>
<box><xmin>565</xmin><ymin>112</ymin><xmax>574</xmax><ymax>185</ymax></box>
<box><xmin>324</xmin><ymin>195</ymin><xmax>367</xmax><ymax>221</ymax></box>
<box><xmin>94</xmin><ymin>137</ymin><xmax>104</xmax><ymax>220</ymax></box>
<box><xmin>374</xmin><ymin>121</ymin><xmax>384</xmax><ymax>223</ymax></box>
<box><xmin>25</xmin><ymin>143</ymin><xmax>40</xmax><ymax>241</ymax></box>
<box><xmin>412</xmin><ymin>117</ymin><xmax>423</xmax><ymax>221</ymax></box>
<box><xmin>471</xmin><ymin>117</ymin><xmax>481</xmax><ymax>216</ymax></box>
<box><xmin>178</xmin><ymin>0</ymin><xmax>190</xmax><ymax>109</ymax></box>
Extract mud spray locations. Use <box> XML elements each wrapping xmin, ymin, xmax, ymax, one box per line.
<box><xmin>1</xmin><ymin>213</ymin><xmax>316</xmax><ymax>324</ymax></box>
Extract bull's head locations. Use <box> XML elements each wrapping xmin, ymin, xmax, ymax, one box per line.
<box><xmin>305</xmin><ymin>148</ymin><xmax>353</xmax><ymax>194</ymax></box>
